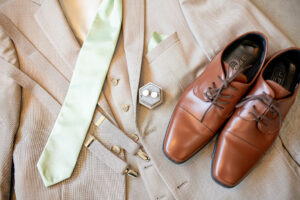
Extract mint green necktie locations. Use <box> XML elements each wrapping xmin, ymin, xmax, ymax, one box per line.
<box><xmin>37</xmin><ymin>0</ymin><xmax>122</xmax><ymax>187</ymax></box>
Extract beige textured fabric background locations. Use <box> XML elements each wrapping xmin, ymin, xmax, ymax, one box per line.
<box><xmin>251</xmin><ymin>0</ymin><xmax>300</xmax><ymax>46</ymax></box>
<box><xmin>0</xmin><ymin>0</ymin><xmax>299</xmax><ymax>199</ymax></box>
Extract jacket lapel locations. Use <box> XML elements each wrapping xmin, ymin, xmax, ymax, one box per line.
<box><xmin>34</xmin><ymin>0</ymin><xmax>80</xmax><ymax>80</ymax></box>
<box><xmin>34</xmin><ymin>0</ymin><xmax>116</xmax><ymax>122</ymax></box>
<box><xmin>123</xmin><ymin>0</ymin><xmax>145</xmax><ymax>121</ymax></box>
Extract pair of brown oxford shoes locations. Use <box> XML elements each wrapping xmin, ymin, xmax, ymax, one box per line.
<box><xmin>163</xmin><ymin>31</ymin><xmax>300</xmax><ymax>187</ymax></box>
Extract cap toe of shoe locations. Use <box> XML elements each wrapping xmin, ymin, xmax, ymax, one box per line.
<box><xmin>163</xmin><ymin>106</ymin><xmax>215</xmax><ymax>163</ymax></box>
<box><xmin>212</xmin><ymin>131</ymin><xmax>263</xmax><ymax>187</ymax></box>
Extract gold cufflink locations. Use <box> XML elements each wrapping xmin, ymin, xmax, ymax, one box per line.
<box><xmin>130</xmin><ymin>134</ymin><xmax>139</xmax><ymax>142</ymax></box>
<box><xmin>95</xmin><ymin>115</ymin><xmax>105</xmax><ymax>126</ymax></box>
<box><xmin>150</xmin><ymin>91</ymin><xmax>158</xmax><ymax>98</ymax></box>
<box><xmin>137</xmin><ymin>149</ymin><xmax>150</xmax><ymax>162</ymax></box>
<box><xmin>139</xmin><ymin>82</ymin><xmax>163</xmax><ymax>109</ymax></box>
<box><xmin>84</xmin><ymin>136</ymin><xmax>95</xmax><ymax>147</ymax></box>
<box><xmin>124</xmin><ymin>168</ymin><xmax>139</xmax><ymax>178</ymax></box>
<box><xmin>142</xmin><ymin>89</ymin><xmax>150</xmax><ymax>97</ymax></box>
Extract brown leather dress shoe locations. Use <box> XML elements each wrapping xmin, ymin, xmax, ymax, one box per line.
<box><xmin>163</xmin><ymin>32</ymin><xmax>268</xmax><ymax>163</ymax></box>
<box><xmin>212</xmin><ymin>48</ymin><xmax>300</xmax><ymax>187</ymax></box>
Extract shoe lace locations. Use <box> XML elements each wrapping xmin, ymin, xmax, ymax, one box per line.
<box><xmin>236</xmin><ymin>92</ymin><xmax>282</xmax><ymax>127</ymax></box>
<box><xmin>201</xmin><ymin>59</ymin><xmax>251</xmax><ymax>122</ymax></box>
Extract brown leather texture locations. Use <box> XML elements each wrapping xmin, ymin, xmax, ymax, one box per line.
<box><xmin>212</xmin><ymin>48</ymin><xmax>300</xmax><ymax>187</ymax></box>
<box><xmin>163</xmin><ymin>32</ymin><xmax>268</xmax><ymax>163</ymax></box>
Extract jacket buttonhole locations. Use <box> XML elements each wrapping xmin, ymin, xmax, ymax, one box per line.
<box><xmin>155</xmin><ymin>195</ymin><xmax>166</xmax><ymax>200</ymax></box>
<box><xmin>176</xmin><ymin>180</ymin><xmax>188</xmax><ymax>189</ymax></box>
<box><xmin>143</xmin><ymin>164</ymin><xmax>153</xmax><ymax>169</ymax></box>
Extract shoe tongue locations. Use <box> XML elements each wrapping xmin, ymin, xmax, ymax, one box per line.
<box><xmin>266</xmin><ymin>80</ymin><xmax>291</xmax><ymax>99</ymax></box>
<box><xmin>223</xmin><ymin>63</ymin><xmax>248</xmax><ymax>83</ymax></box>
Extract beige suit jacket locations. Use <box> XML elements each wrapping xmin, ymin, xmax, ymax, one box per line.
<box><xmin>0</xmin><ymin>0</ymin><xmax>299</xmax><ymax>199</ymax></box>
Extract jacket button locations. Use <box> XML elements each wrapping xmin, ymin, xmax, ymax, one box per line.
<box><xmin>121</xmin><ymin>104</ymin><xmax>130</xmax><ymax>112</ymax></box>
<box><xmin>111</xmin><ymin>145</ymin><xmax>122</xmax><ymax>155</ymax></box>
<box><xmin>111</xmin><ymin>78</ymin><xmax>119</xmax><ymax>86</ymax></box>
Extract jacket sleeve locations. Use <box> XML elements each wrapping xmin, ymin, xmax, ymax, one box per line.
<box><xmin>178</xmin><ymin>0</ymin><xmax>292</xmax><ymax>59</ymax></box>
<box><xmin>0</xmin><ymin>25</ymin><xmax>21</xmax><ymax>200</ymax></box>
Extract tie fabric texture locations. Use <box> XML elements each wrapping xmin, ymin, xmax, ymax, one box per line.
<box><xmin>37</xmin><ymin>0</ymin><xmax>122</xmax><ymax>187</ymax></box>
